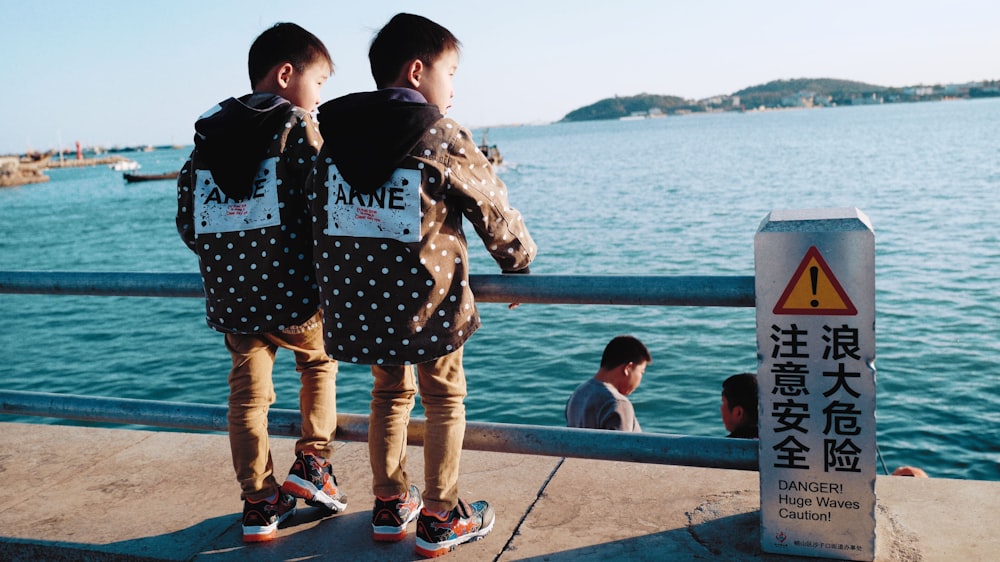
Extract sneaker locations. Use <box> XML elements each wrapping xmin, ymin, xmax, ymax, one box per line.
<box><xmin>415</xmin><ymin>498</ymin><xmax>495</xmax><ymax>558</ymax></box>
<box><xmin>281</xmin><ymin>451</ymin><xmax>348</xmax><ymax>512</ymax></box>
<box><xmin>372</xmin><ymin>484</ymin><xmax>424</xmax><ymax>542</ymax></box>
<box><xmin>242</xmin><ymin>491</ymin><xmax>296</xmax><ymax>543</ymax></box>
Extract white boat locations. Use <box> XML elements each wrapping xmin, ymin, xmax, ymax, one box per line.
<box><xmin>109</xmin><ymin>160</ymin><xmax>140</xmax><ymax>171</ymax></box>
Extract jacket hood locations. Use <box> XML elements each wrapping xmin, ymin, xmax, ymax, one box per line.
<box><xmin>317</xmin><ymin>88</ymin><xmax>442</xmax><ymax>193</ymax></box>
<box><xmin>193</xmin><ymin>93</ymin><xmax>294</xmax><ymax>200</ymax></box>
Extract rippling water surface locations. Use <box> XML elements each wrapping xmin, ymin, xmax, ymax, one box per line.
<box><xmin>2</xmin><ymin>98</ymin><xmax>998</xmax><ymax>481</ymax></box>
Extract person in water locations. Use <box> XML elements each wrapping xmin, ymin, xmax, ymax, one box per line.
<box><xmin>565</xmin><ymin>336</ymin><xmax>651</xmax><ymax>432</ymax></box>
<box><xmin>721</xmin><ymin>372</ymin><xmax>759</xmax><ymax>439</ymax></box>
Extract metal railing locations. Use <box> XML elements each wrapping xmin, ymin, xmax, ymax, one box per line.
<box><xmin>0</xmin><ymin>270</ymin><xmax>759</xmax><ymax>471</ymax></box>
<box><xmin>0</xmin><ymin>389</ymin><xmax>756</xmax><ymax>470</ymax></box>
<box><xmin>0</xmin><ymin>270</ymin><xmax>755</xmax><ymax>306</ymax></box>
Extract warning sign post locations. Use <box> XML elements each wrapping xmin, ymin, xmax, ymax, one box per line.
<box><xmin>755</xmin><ymin>208</ymin><xmax>876</xmax><ymax>561</ymax></box>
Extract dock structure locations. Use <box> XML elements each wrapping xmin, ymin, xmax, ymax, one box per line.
<box><xmin>44</xmin><ymin>155</ymin><xmax>133</xmax><ymax>169</ymax></box>
<box><xmin>0</xmin><ymin>156</ymin><xmax>49</xmax><ymax>187</ymax></box>
<box><xmin>1</xmin><ymin>154</ymin><xmax>135</xmax><ymax>187</ymax></box>
<box><xmin>0</xmin><ymin>421</ymin><xmax>997</xmax><ymax>561</ymax></box>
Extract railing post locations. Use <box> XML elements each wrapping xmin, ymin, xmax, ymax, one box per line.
<box><xmin>754</xmin><ymin>208</ymin><xmax>877</xmax><ymax>560</ymax></box>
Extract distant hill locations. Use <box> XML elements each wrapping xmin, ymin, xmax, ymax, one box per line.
<box><xmin>557</xmin><ymin>77</ymin><xmax>998</xmax><ymax>123</ymax></box>
<box><xmin>733</xmin><ymin>78</ymin><xmax>885</xmax><ymax>109</ymax></box>
<box><xmin>734</xmin><ymin>77</ymin><xmax>884</xmax><ymax>96</ymax></box>
<box><xmin>560</xmin><ymin>94</ymin><xmax>691</xmax><ymax>122</ymax></box>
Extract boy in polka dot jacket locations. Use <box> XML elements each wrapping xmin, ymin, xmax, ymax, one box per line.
<box><xmin>176</xmin><ymin>23</ymin><xmax>347</xmax><ymax>543</ymax></box>
<box><xmin>307</xmin><ymin>13</ymin><xmax>536</xmax><ymax>557</ymax></box>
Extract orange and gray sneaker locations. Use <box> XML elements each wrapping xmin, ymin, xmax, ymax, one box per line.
<box><xmin>241</xmin><ymin>491</ymin><xmax>296</xmax><ymax>543</ymax></box>
<box><xmin>281</xmin><ymin>451</ymin><xmax>348</xmax><ymax>512</ymax></box>
<box><xmin>415</xmin><ymin>498</ymin><xmax>495</xmax><ymax>558</ymax></box>
<box><xmin>372</xmin><ymin>483</ymin><xmax>424</xmax><ymax>541</ymax></box>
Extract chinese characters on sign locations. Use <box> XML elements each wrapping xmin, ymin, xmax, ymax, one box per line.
<box><xmin>769</xmin><ymin>321</ymin><xmax>866</xmax><ymax>474</ymax></box>
<box><xmin>755</xmin><ymin>209</ymin><xmax>876</xmax><ymax>561</ymax></box>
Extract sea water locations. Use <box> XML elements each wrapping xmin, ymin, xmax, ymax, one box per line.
<box><xmin>1</xmin><ymin>98</ymin><xmax>997</xmax><ymax>481</ymax></box>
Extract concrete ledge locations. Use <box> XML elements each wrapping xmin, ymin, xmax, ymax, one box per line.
<box><xmin>0</xmin><ymin>422</ymin><xmax>997</xmax><ymax>561</ymax></box>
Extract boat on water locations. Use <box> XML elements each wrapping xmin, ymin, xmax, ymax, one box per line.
<box><xmin>109</xmin><ymin>159</ymin><xmax>140</xmax><ymax>171</ymax></box>
<box><xmin>479</xmin><ymin>131</ymin><xmax>503</xmax><ymax>166</ymax></box>
<box><xmin>123</xmin><ymin>171</ymin><xmax>179</xmax><ymax>183</ymax></box>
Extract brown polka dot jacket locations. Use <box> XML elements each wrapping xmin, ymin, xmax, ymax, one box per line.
<box><xmin>309</xmin><ymin>89</ymin><xmax>537</xmax><ymax>365</ymax></box>
<box><xmin>176</xmin><ymin>93</ymin><xmax>323</xmax><ymax>334</ymax></box>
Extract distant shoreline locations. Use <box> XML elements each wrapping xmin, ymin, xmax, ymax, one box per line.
<box><xmin>558</xmin><ymin>77</ymin><xmax>1000</xmax><ymax>123</ymax></box>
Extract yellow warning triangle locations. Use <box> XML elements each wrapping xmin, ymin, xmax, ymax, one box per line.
<box><xmin>773</xmin><ymin>246</ymin><xmax>857</xmax><ymax>315</ymax></box>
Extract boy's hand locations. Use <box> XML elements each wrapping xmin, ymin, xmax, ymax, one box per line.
<box><xmin>502</xmin><ymin>266</ymin><xmax>531</xmax><ymax>275</ymax></box>
<box><xmin>501</xmin><ymin>267</ymin><xmax>529</xmax><ymax>310</ymax></box>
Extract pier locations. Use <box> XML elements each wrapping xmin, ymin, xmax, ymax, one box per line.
<box><xmin>0</xmin><ymin>156</ymin><xmax>50</xmax><ymax>188</ymax></box>
<box><xmin>0</xmin><ymin>420</ymin><xmax>997</xmax><ymax>561</ymax></box>
<box><xmin>0</xmin><ymin>154</ymin><xmax>134</xmax><ymax>187</ymax></box>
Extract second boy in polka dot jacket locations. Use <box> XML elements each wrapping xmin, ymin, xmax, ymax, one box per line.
<box><xmin>308</xmin><ymin>87</ymin><xmax>536</xmax><ymax>365</ymax></box>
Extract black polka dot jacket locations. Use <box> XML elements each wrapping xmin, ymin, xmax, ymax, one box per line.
<box><xmin>309</xmin><ymin>88</ymin><xmax>537</xmax><ymax>365</ymax></box>
<box><xmin>176</xmin><ymin>93</ymin><xmax>323</xmax><ymax>334</ymax></box>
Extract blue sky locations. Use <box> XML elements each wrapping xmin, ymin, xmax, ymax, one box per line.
<box><xmin>1</xmin><ymin>0</ymin><xmax>997</xmax><ymax>154</ymax></box>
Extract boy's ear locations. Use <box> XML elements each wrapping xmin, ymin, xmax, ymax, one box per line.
<box><xmin>732</xmin><ymin>405</ymin><xmax>745</xmax><ymax>422</ymax></box>
<box><xmin>405</xmin><ymin>59</ymin><xmax>424</xmax><ymax>88</ymax></box>
<box><xmin>275</xmin><ymin>62</ymin><xmax>295</xmax><ymax>88</ymax></box>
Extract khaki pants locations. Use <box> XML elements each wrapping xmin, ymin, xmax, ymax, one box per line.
<box><xmin>370</xmin><ymin>348</ymin><xmax>467</xmax><ymax>513</ymax></box>
<box><xmin>224</xmin><ymin>312</ymin><xmax>338</xmax><ymax>501</ymax></box>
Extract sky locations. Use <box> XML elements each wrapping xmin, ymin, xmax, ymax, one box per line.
<box><xmin>1</xmin><ymin>0</ymin><xmax>998</xmax><ymax>155</ymax></box>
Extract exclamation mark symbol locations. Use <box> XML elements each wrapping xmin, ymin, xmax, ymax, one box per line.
<box><xmin>809</xmin><ymin>266</ymin><xmax>819</xmax><ymax>308</ymax></box>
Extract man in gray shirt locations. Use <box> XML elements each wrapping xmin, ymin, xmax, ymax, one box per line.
<box><xmin>565</xmin><ymin>336</ymin><xmax>651</xmax><ymax>432</ymax></box>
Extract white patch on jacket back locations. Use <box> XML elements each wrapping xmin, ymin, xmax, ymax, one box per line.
<box><xmin>193</xmin><ymin>157</ymin><xmax>281</xmax><ymax>234</ymax></box>
<box><xmin>325</xmin><ymin>165</ymin><xmax>420</xmax><ymax>243</ymax></box>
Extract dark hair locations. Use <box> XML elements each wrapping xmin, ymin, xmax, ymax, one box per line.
<box><xmin>248</xmin><ymin>22</ymin><xmax>333</xmax><ymax>88</ymax></box>
<box><xmin>368</xmin><ymin>13</ymin><xmax>461</xmax><ymax>89</ymax></box>
<box><xmin>600</xmin><ymin>336</ymin><xmax>652</xmax><ymax>369</ymax></box>
<box><xmin>722</xmin><ymin>373</ymin><xmax>759</xmax><ymax>421</ymax></box>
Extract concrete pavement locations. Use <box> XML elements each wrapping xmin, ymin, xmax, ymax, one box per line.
<box><xmin>0</xmin><ymin>421</ymin><xmax>997</xmax><ymax>561</ymax></box>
